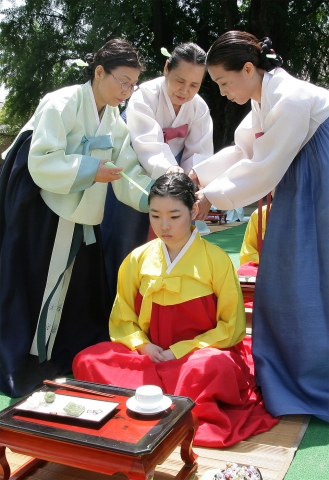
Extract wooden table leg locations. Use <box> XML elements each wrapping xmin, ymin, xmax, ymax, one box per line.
<box><xmin>0</xmin><ymin>447</ymin><xmax>44</xmax><ymax>480</ymax></box>
<box><xmin>9</xmin><ymin>458</ymin><xmax>45</xmax><ymax>480</ymax></box>
<box><xmin>175</xmin><ymin>413</ymin><xmax>198</xmax><ymax>480</ymax></box>
<box><xmin>0</xmin><ymin>446</ymin><xmax>10</xmax><ymax>480</ymax></box>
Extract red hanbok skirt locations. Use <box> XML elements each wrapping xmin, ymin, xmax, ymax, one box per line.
<box><xmin>73</xmin><ymin>293</ymin><xmax>279</xmax><ymax>447</ymax></box>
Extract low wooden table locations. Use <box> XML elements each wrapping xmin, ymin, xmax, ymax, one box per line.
<box><xmin>240</xmin><ymin>282</ymin><xmax>255</xmax><ymax>304</ymax></box>
<box><xmin>206</xmin><ymin>210</ymin><xmax>227</xmax><ymax>224</ymax></box>
<box><xmin>239</xmin><ymin>277</ymin><xmax>256</xmax><ymax>330</ymax></box>
<box><xmin>0</xmin><ymin>380</ymin><xmax>198</xmax><ymax>480</ymax></box>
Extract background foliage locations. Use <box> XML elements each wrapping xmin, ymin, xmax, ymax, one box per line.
<box><xmin>1</xmin><ymin>0</ymin><xmax>329</xmax><ymax>150</ymax></box>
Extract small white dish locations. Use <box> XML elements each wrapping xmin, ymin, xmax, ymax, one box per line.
<box><xmin>126</xmin><ymin>395</ymin><xmax>172</xmax><ymax>415</ymax></box>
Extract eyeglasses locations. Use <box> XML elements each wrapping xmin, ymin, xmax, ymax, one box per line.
<box><xmin>109</xmin><ymin>72</ymin><xmax>139</xmax><ymax>92</ymax></box>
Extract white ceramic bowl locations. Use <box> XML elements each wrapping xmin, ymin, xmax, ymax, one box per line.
<box><xmin>134</xmin><ymin>385</ymin><xmax>163</xmax><ymax>410</ymax></box>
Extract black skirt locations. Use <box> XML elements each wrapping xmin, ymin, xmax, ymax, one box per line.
<box><xmin>0</xmin><ymin>132</ymin><xmax>111</xmax><ymax>397</ymax></box>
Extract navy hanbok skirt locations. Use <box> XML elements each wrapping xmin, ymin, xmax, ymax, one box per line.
<box><xmin>101</xmin><ymin>185</ymin><xmax>149</xmax><ymax>303</ymax></box>
<box><xmin>253</xmin><ymin>118</ymin><xmax>329</xmax><ymax>421</ymax></box>
<box><xmin>0</xmin><ymin>133</ymin><xmax>111</xmax><ymax>397</ymax></box>
<box><xmin>101</xmin><ymin>108</ymin><xmax>150</xmax><ymax>300</ymax></box>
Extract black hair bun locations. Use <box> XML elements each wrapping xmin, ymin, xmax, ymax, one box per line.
<box><xmin>259</xmin><ymin>37</ymin><xmax>283</xmax><ymax>70</ymax></box>
<box><xmin>259</xmin><ymin>37</ymin><xmax>272</xmax><ymax>55</ymax></box>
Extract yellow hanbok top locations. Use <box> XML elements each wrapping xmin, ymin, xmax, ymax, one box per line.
<box><xmin>240</xmin><ymin>205</ymin><xmax>270</xmax><ymax>265</ymax></box>
<box><xmin>110</xmin><ymin>228</ymin><xmax>246</xmax><ymax>358</ymax></box>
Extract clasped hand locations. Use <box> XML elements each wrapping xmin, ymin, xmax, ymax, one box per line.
<box><xmin>137</xmin><ymin>343</ymin><xmax>175</xmax><ymax>362</ymax></box>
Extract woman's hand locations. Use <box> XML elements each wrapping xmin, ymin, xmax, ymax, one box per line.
<box><xmin>137</xmin><ymin>343</ymin><xmax>166</xmax><ymax>363</ymax></box>
<box><xmin>161</xmin><ymin>349</ymin><xmax>175</xmax><ymax>361</ymax></box>
<box><xmin>188</xmin><ymin>168</ymin><xmax>200</xmax><ymax>189</ymax></box>
<box><xmin>166</xmin><ymin>165</ymin><xmax>184</xmax><ymax>174</ymax></box>
<box><xmin>94</xmin><ymin>160</ymin><xmax>123</xmax><ymax>183</ymax></box>
<box><xmin>195</xmin><ymin>189</ymin><xmax>212</xmax><ymax>220</ymax></box>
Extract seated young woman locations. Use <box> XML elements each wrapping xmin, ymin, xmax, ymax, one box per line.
<box><xmin>73</xmin><ymin>173</ymin><xmax>278</xmax><ymax>448</ymax></box>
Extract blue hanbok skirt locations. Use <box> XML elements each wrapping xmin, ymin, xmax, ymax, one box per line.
<box><xmin>253</xmin><ymin>117</ymin><xmax>329</xmax><ymax>421</ymax></box>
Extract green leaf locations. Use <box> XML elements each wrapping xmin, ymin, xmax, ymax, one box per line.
<box><xmin>73</xmin><ymin>59</ymin><xmax>89</xmax><ymax>67</ymax></box>
<box><xmin>160</xmin><ymin>47</ymin><xmax>171</xmax><ymax>57</ymax></box>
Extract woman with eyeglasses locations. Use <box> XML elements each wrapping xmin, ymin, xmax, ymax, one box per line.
<box><xmin>101</xmin><ymin>42</ymin><xmax>214</xmax><ymax>301</ymax></box>
<box><xmin>0</xmin><ymin>37</ymin><xmax>152</xmax><ymax>397</ymax></box>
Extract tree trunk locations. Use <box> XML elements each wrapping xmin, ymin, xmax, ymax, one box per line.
<box><xmin>209</xmin><ymin>0</ymin><xmax>292</xmax><ymax>152</ymax></box>
<box><xmin>249</xmin><ymin>0</ymin><xmax>290</xmax><ymax>63</ymax></box>
<box><xmin>207</xmin><ymin>0</ymin><xmax>252</xmax><ymax>151</ymax></box>
<box><xmin>151</xmin><ymin>0</ymin><xmax>174</xmax><ymax>65</ymax></box>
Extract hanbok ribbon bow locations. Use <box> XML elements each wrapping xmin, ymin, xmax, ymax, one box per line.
<box><xmin>145</xmin><ymin>277</ymin><xmax>181</xmax><ymax>296</ymax></box>
<box><xmin>81</xmin><ymin>134</ymin><xmax>113</xmax><ymax>155</ymax></box>
<box><xmin>79</xmin><ymin>134</ymin><xmax>114</xmax><ymax>245</ymax></box>
<box><xmin>139</xmin><ymin>277</ymin><xmax>181</xmax><ymax>328</ymax></box>
<box><xmin>162</xmin><ymin>124</ymin><xmax>188</xmax><ymax>143</ymax></box>
<box><xmin>255</xmin><ymin>132</ymin><xmax>264</xmax><ymax>139</ymax></box>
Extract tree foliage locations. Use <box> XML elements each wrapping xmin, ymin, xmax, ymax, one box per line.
<box><xmin>1</xmin><ymin>0</ymin><xmax>329</xmax><ymax>149</ymax></box>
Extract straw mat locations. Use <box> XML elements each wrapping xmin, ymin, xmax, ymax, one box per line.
<box><xmin>6</xmin><ymin>414</ymin><xmax>309</xmax><ymax>480</ymax></box>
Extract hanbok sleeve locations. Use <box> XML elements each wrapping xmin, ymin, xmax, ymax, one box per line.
<box><xmin>127</xmin><ymin>89</ymin><xmax>178</xmax><ymax>179</ymax></box>
<box><xmin>194</xmin><ymin>97</ymin><xmax>312</xmax><ymax>209</ymax></box>
<box><xmin>110</xmin><ymin>114</ymin><xmax>154</xmax><ymax>212</ymax></box>
<box><xmin>28</xmin><ymin>100</ymin><xmax>100</xmax><ymax>194</ymax></box>
<box><xmin>240</xmin><ymin>209</ymin><xmax>260</xmax><ymax>265</ymax></box>
<box><xmin>110</xmin><ymin>252</ymin><xmax>151</xmax><ymax>349</ymax></box>
<box><xmin>180</xmin><ymin>102</ymin><xmax>213</xmax><ymax>171</ymax></box>
<box><xmin>169</xmin><ymin>247</ymin><xmax>246</xmax><ymax>359</ymax></box>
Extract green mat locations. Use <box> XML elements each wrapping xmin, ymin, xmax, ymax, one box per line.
<box><xmin>205</xmin><ymin>223</ymin><xmax>247</xmax><ymax>268</ymax></box>
<box><xmin>285</xmin><ymin>416</ymin><xmax>329</xmax><ymax>480</ymax></box>
<box><xmin>0</xmin><ymin>394</ymin><xmax>21</xmax><ymax>411</ymax></box>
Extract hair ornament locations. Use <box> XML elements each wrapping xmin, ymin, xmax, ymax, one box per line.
<box><xmin>161</xmin><ymin>47</ymin><xmax>171</xmax><ymax>58</ymax></box>
<box><xmin>258</xmin><ymin>37</ymin><xmax>272</xmax><ymax>58</ymax></box>
<box><xmin>258</xmin><ymin>37</ymin><xmax>283</xmax><ymax>68</ymax></box>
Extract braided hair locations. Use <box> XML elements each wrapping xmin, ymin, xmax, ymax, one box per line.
<box><xmin>84</xmin><ymin>38</ymin><xmax>144</xmax><ymax>81</ymax></box>
<box><xmin>148</xmin><ymin>173</ymin><xmax>197</xmax><ymax>211</ymax></box>
<box><xmin>207</xmin><ymin>31</ymin><xmax>283</xmax><ymax>72</ymax></box>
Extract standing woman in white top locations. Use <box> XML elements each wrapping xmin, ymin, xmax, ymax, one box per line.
<box><xmin>190</xmin><ymin>31</ymin><xmax>329</xmax><ymax>422</ymax></box>
<box><xmin>102</xmin><ymin>43</ymin><xmax>213</xmax><ymax>300</ymax></box>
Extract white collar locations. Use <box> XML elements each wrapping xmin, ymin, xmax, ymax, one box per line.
<box><xmin>162</xmin><ymin>227</ymin><xmax>198</xmax><ymax>274</ymax></box>
<box><xmin>88</xmin><ymin>81</ymin><xmax>107</xmax><ymax>132</ymax></box>
<box><xmin>161</xmin><ymin>79</ymin><xmax>186</xmax><ymax>123</ymax></box>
